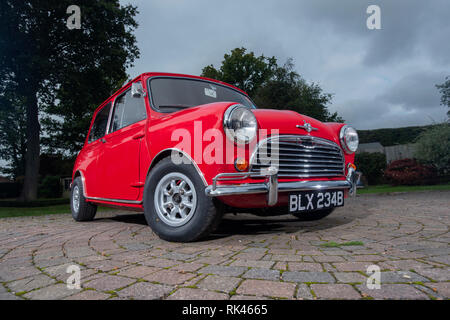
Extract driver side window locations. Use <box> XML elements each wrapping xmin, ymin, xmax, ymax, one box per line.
<box><xmin>110</xmin><ymin>87</ymin><xmax>147</xmax><ymax>133</ymax></box>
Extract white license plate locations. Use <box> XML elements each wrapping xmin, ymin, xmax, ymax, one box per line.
<box><xmin>289</xmin><ymin>190</ymin><xmax>344</xmax><ymax>213</ymax></box>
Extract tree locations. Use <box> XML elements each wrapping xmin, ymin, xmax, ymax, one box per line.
<box><xmin>0</xmin><ymin>1</ymin><xmax>139</xmax><ymax>200</ymax></box>
<box><xmin>0</xmin><ymin>91</ymin><xmax>26</xmax><ymax>179</ymax></box>
<box><xmin>414</xmin><ymin>123</ymin><xmax>450</xmax><ymax>175</ymax></box>
<box><xmin>254</xmin><ymin>59</ymin><xmax>343</xmax><ymax>122</ymax></box>
<box><xmin>436</xmin><ymin>76</ymin><xmax>450</xmax><ymax>118</ymax></box>
<box><xmin>201</xmin><ymin>48</ymin><xmax>342</xmax><ymax>122</ymax></box>
<box><xmin>202</xmin><ymin>47</ymin><xmax>277</xmax><ymax>98</ymax></box>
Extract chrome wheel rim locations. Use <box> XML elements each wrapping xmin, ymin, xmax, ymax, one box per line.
<box><xmin>73</xmin><ymin>185</ymin><xmax>80</xmax><ymax>213</ymax></box>
<box><xmin>154</xmin><ymin>172</ymin><xmax>197</xmax><ymax>227</ymax></box>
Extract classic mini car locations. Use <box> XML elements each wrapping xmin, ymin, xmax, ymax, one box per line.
<box><xmin>71</xmin><ymin>72</ymin><xmax>360</xmax><ymax>242</ymax></box>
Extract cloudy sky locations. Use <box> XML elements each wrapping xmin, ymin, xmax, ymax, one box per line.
<box><xmin>123</xmin><ymin>0</ymin><xmax>449</xmax><ymax>130</ymax></box>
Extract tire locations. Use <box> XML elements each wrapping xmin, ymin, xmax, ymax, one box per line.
<box><xmin>292</xmin><ymin>208</ymin><xmax>335</xmax><ymax>221</ymax></box>
<box><xmin>143</xmin><ymin>157</ymin><xmax>224</xmax><ymax>242</ymax></box>
<box><xmin>70</xmin><ymin>176</ymin><xmax>97</xmax><ymax>221</ymax></box>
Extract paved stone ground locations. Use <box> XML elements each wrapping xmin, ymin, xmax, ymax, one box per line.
<box><xmin>0</xmin><ymin>191</ymin><xmax>449</xmax><ymax>300</ymax></box>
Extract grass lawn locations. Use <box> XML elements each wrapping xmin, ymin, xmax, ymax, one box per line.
<box><xmin>358</xmin><ymin>183</ymin><xmax>450</xmax><ymax>194</ymax></box>
<box><xmin>0</xmin><ymin>203</ymin><xmax>113</xmax><ymax>219</ymax></box>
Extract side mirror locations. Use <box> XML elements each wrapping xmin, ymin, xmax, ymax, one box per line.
<box><xmin>131</xmin><ymin>82</ymin><xmax>145</xmax><ymax>98</ymax></box>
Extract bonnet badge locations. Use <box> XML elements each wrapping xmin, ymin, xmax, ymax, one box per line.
<box><xmin>296</xmin><ymin>120</ymin><xmax>318</xmax><ymax>133</ymax></box>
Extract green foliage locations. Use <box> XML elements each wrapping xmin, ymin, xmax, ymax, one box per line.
<box><xmin>38</xmin><ymin>176</ymin><xmax>63</xmax><ymax>199</ymax></box>
<box><xmin>414</xmin><ymin>123</ymin><xmax>450</xmax><ymax>174</ymax></box>
<box><xmin>202</xmin><ymin>47</ymin><xmax>277</xmax><ymax>97</ymax></box>
<box><xmin>358</xmin><ymin>126</ymin><xmax>431</xmax><ymax>146</ymax></box>
<box><xmin>201</xmin><ymin>48</ymin><xmax>342</xmax><ymax>122</ymax></box>
<box><xmin>355</xmin><ymin>152</ymin><xmax>386</xmax><ymax>185</ymax></box>
<box><xmin>436</xmin><ymin>76</ymin><xmax>450</xmax><ymax>117</ymax></box>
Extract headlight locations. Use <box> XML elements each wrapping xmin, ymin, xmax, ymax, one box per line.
<box><xmin>339</xmin><ymin>125</ymin><xmax>359</xmax><ymax>154</ymax></box>
<box><xmin>223</xmin><ymin>104</ymin><xmax>257</xmax><ymax>144</ymax></box>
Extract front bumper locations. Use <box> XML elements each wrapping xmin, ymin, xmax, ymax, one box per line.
<box><xmin>205</xmin><ymin>167</ymin><xmax>361</xmax><ymax>206</ymax></box>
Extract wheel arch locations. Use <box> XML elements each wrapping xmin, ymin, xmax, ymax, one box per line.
<box><xmin>146</xmin><ymin>148</ymin><xmax>208</xmax><ymax>187</ymax></box>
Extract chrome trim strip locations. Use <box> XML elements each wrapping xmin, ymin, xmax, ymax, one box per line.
<box><xmin>147</xmin><ymin>148</ymin><xmax>208</xmax><ymax>186</ymax></box>
<box><xmin>205</xmin><ymin>179</ymin><xmax>352</xmax><ymax>197</ymax></box>
<box><xmin>85</xmin><ymin>196</ymin><xmax>142</xmax><ymax>205</ymax></box>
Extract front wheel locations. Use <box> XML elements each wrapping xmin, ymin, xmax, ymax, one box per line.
<box><xmin>292</xmin><ymin>208</ymin><xmax>335</xmax><ymax>221</ymax></box>
<box><xmin>143</xmin><ymin>157</ymin><xmax>223</xmax><ymax>242</ymax></box>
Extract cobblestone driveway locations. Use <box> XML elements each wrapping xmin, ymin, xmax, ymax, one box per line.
<box><xmin>0</xmin><ymin>191</ymin><xmax>449</xmax><ymax>300</ymax></box>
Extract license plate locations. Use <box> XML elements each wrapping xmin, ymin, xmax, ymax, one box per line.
<box><xmin>289</xmin><ymin>190</ymin><xmax>344</xmax><ymax>213</ymax></box>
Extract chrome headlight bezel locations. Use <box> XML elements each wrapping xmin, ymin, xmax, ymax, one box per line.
<box><xmin>339</xmin><ymin>125</ymin><xmax>359</xmax><ymax>154</ymax></box>
<box><xmin>223</xmin><ymin>104</ymin><xmax>258</xmax><ymax>144</ymax></box>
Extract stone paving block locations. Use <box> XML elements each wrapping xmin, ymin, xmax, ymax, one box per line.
<box><xmin>0</xmin><ymin>266</ymin><xmax>41</xmax><ymax>282</ymax></box>
<box><xmin>230</xmin><ymin>295</ymin><xmax>271</xmax><ymax>300</ymax></box>
<box><xmin>296</xmin><ymin>284</ymin><xmax>314</xmax><ymax>300</ymax></box>
<box><xmin>380</xmin><ymin>271</ymin><xmax>429</xmax><ymax>284</ymax></box>
<box><xmin>229</xmin><ymin>260</ymin><xmax>275</xmax><ymax>269</ymax></box>
<box><xmin>333</xmin><ymin>272</ymin><xmax>367</xmax><ymax>283</ymax></box>
<box><xmin>357</xmin><ymin>284</ymin><xmax>429</xmax><ymax>300</ymax></box>
<box><xmin>423</xmin><ymin>282</ymin><xmax>450</xmax><ymax>298</ymax></box>
<box><xmin>242</xmin><ymin>268</ymin><xmax>280</xmax><ymax>281</ymax></box>
<box><xmin>236</xmin><ymin>279</ymin><xmax>296</xmax><ymax>298</ymax></box>
<box><xmin>333</xmin><ymin>262</ymin><xmax>375</xmax><ymax>272</ymax></box>
<box><xmin>8</xmin><ymin>274</ymin><xmax>56</xmax><ymax>293</ymax></box>
<box><xmin>171</xmin><ymin>262</ymin><xmax>205</xmax><ymax>272</ymax></box>
<box><xmin>84</xmin><ymin>275</ymin><xmax>135</xmax><ymax>292</ymax></box>
<box><xmin>197</xmin><ymin>275</ymin><xmax>241</xmax><ymax>293</ymax></box>
<box><xmin>167</xmin><ymin>288</ymin><xmax>228</xmax><ymax>300</ymax></box>
<box><xmin>282</xmin><ymin>272</ymin><xmax>335</xmax><ymax>283</ymax></box>
<box><xmin>65</xmin><ymin>290</ymin><xmax>111</xmax><ymax>300</ymax></box>
<box><xmin>140</xmin><ymin>258</ymin><xmax>180</xmax><ymax>268</ymax></box>
<box><xmin>118</xmin><ymin>265</ymin><xmax>160</xmax><ymax>278</ymax></box>
<box><xmin>118</xmin><ymin>282</ymin><xmax>174</xmax><ymax>300</ymax></box>
<box><xmin>198</xmin><ymin>265</ymin><xmax>248</xmax><ymax>277</ymax></box>
<box><xmin>311</xmin><ymin>284</ymin><xmax>361</xmax><ymax>299</ymax></box>
<box><xmin>23</xmin><ymin>283</ymin><xmax>80</xmax><ymax>300</ymax></box>
<box><xmin>313</xmin><ymin>255</ymin><xmax>346</xmax><ymax>263</ymax></box>
<box><xmin>143</xmin><ymin>270</ymin><xmax>196</xmax><ymax>285</ymax></box>
<box><xmin>415</xmin><ymin>268</ymin><xmax>450</xmax><ymax>281</ymax></box>
<box><xmin>288</xmin><ymin>262</ymin><xmax>323</xmax><ymax>272</ymax></box>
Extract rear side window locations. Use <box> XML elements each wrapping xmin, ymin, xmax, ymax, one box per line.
<box><xmin>110</xmin><ymin>87</ymin><xmax>147</xmax><ymax>133</ymax></box>
<box><xmin>88</xmin><ymin>103</ymin><xmax>111</xmax><ymax>143</ymax></box>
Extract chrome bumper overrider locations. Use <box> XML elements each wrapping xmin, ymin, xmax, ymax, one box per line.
<box><xmin>205</xmin><ymin>167</ymin><xmax>362</xmax><ymax>206</ymax></box>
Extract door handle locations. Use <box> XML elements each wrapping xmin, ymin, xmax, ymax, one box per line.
<box><xmin>132</xmin><ymin>132</ymin><xmax>145</xmax><ymax>140</ymax></box>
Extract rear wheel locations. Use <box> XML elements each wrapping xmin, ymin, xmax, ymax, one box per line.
<box><xmin>292</xmin><ymin>208</ymin><xmax>335</xmax><ymax>221</ymax></box>
<box><xmin>71</xmin><ymin>176</ymin><xmax>97</xmax><ymax>221</ymax></box>
<box><xmin>143</xmin><ymin>157</ymin><xmax>223</xmax><ymax>242</ymax></box>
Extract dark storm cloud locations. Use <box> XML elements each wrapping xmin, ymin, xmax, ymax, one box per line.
<box><xmin>123</xmin><ymin>0</ymin><xmax>450</xmax><ymax>129</ymax></box>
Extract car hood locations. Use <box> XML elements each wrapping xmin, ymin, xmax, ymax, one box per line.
<box><xmin>252</xmin><ymin>109</ymin><xmax>340</xmax><ymax>144</ymax></box>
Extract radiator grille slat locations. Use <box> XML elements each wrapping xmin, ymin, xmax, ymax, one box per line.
<box><xmin>250</xmin><ymin>136</ymin><xmax>345</xmax><ymax>178</ymax></box>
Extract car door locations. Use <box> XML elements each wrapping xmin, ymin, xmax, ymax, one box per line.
<box><xmin>82</xmin><ymin>102</ymin><xmax>112</xmax><ymax>198</ymax></box>
<box><xmin>95</xmin><ymin>84</ymin><xmax>147</xmax><ymax>201</ymax></box>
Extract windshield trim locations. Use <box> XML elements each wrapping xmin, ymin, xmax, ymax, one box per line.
<box><xmin>146</xmin><ymin>76</ymin><xmax>256</xmax><ymax>113</ymax></box>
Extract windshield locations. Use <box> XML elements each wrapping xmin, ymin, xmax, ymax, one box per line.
<box><xmin>149</xmin><ymin>77</ymin><xmax>255</xmax><ymax>113</ymax></box>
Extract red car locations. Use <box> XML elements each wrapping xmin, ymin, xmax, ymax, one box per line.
<box><xmin>71</xmin><ymin>72</ymin><xmax>360</xmax><ymax>242</ymax></box>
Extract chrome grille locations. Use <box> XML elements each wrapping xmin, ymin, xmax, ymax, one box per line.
<box><xmin>250</xmin><ymin>135</ymin><xmax>345</xmax><ymax>178</ymax></box>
